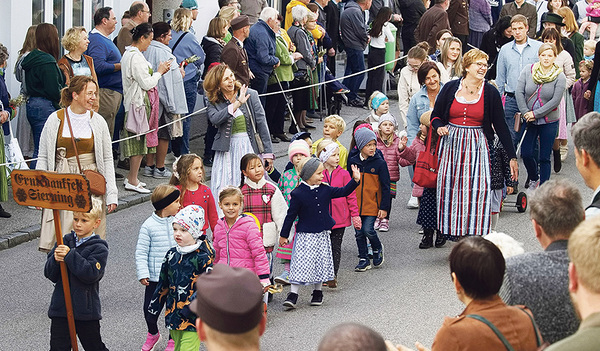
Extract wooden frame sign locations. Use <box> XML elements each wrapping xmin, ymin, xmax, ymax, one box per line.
<box><xmin>11</xmin><ymin>170</ymin><xmax>92</xmax><ymax>212</ymax></box>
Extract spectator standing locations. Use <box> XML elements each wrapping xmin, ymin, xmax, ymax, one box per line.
<box><xmin>529</xmin><ymin>0</ymin><xmax>549</xmax><ymax>33</ymax></box>
<box><xmin>86</xmin><ymin>7</ymin><xmax>122</xmax><ymax>142</ymax></box>
<box><xmin>573</xmin><ymin>0</ymin><xmax>592</xmax><ymax>27</ymax></box>
<box><xmin>222</xmin><ymin>15</ymin><xmax>252</xmax><ymax>86</ymax></box>
<box><xmin>364</xmin><ymin>7</ymin><xmax>395</xmax><ymax>109</ymax></box>
<box><xmin>398</xmin><ymin>0</ymin><xmax>427</xmax><ymax>55</ymax></box>
<box><xmin>116</xmin><ymin>2</ymin><xmax>151</xmax><ymax>55</ymax></box>
<box><xmin>340</xmin><ymin>0</ymin><xmax>372</xmax><ymax>107</ymax></box>
<box><xmin>180</xmin><ymin>0</ymin><xmax>199</xmax><ymax>33</ymax></box>
<box><xmin>414</xmin><ymin>0</ymin><xmax>451</xmax><ymax>55</ymax></box>
<box><xmin>480</xmin><ymin>16</ymin><xmax>513</xmax><ymax>80</ymax></box>
<box><xmin>0</xmin><ymin>44</ymin><xmax>13</xmax><ymax>218</ymax></box>
<box><xmin>13</xmin><ymin>25</ymin><xmax>37</xmax><ymax>159</ymax></box>
<box><xmin>571</xmin><ymin>112</ymin><xmax>600</xmax><ymax>219</ymax></box>
<box><xmin>240</xmin><ymin>0</ymin><xmax>267</xmax><ymax>25</ymax></box>
<box><xmin>468</xmin><ymin>0</ymin><xmax>493</xmax><ymax>48</ymax></box>
<box><xmin>58</xmin><ymin>27</ymin><xmax>98</xmax><ymax>88</ymax></box>
<box><xmin>500</xmin><ymin>0</ymin><xmax>538</xmax><ymax>38</ymax></box>
<box><xmin>447</xmin><ymin>0</ymin><xmax>470</xmax><ymax>51</ymax></box>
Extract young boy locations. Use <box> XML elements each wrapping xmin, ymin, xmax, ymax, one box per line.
<box><xmin>347</xmin><ymin>127</ymin><xmax>391</xmax><ymax>272</ymax></box>
<box><xmin>584</xmin><ymin>39</ymin><xmax>596</xmax><ymax>60</ymax></box>
<box><xmin>44</xmin><ymin>200</ymin><xmax>109</xmax><ymax>350</ymax></box>
<box><xmin>148</xmin><ymin>205</ymin><xmax>214</xmax><ymax>351</ymax></box>
<box><xmin>311</xmin><ymin>115</ymin><xmax>349</xmax><ymax>169</ymax></box>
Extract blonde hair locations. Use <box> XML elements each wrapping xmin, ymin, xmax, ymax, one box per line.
<box><xmin>568</xmin><ymin>216</ymin><xmax>600</xmax><ymax>293</ymax></box>
<box><xmin>75</xmin><ymin>197</ymin><xmax>103</xmax><ymax>220</ymax></box>
<box><xmin>306</xmin><ymin>10</ymin><xmax>318</xmax><ymax>22</ymax></box>
<box><xmin>324</xmin><ymin>114</ymin><xmax>346</xmax><ymax>134</ymax></box>
<box><xmin>172</xmin><ymin>8</ymin><xmax>193</xmax><ymax>32</ymax></box>
<box><xmin>556</xmin><ymin>6</ymin><xmax>579</xmax><ymax>33</ymax></box>
<box><xmin>539</xmin><ymin>42</ymin><xmax>557</xmax><ymax>56</ymax></box>
<box><xmin>219</xmin><ymin>6</ymin><xmax>238</xmax><ymax>22</ymax></box>
<box><xmin>61</xmin><ymin>26</ymin><xmax>86</xmax><ymax>52</ymax></box>
<box><xmin>203</xmin><ymin>321</ymin><xmax>261</xmax><ymax>349</ymax></box>
<box><xmin>461</xmin><ymin>48</ymin><xmax>489</xmax><ymax>77</ymax></box>
<box><xmin>218</xmin><ymin>185</ymin><xmax>243</xmax><ymax>203</ymax></box>
<box><xmin>378</xmin><ymin>120</ymin><xmax>395</xmax><ymax>145</ymax></box>
<box><xmin>584</xmin><ymin>39</ymin><xmax>597</xmax><ymax>51</ymax></box>
<box><xmin>170</xmin><ymin>154</ymin><xmax>205</xmax><ymax>204</ymax></box>
<box><xmin>316</xmin><ymin>139</ymin><xmax>335</xmax><ymax>158</ymax></box>
<box><xmin>440</xmin><ymin>37</ymin><xmax>463</xmax><ymax>77</ymax></box>
<box><xmin>60</xmin><ymin>75</ymin><xmax>98</xmax><ymax>108</ymax></box>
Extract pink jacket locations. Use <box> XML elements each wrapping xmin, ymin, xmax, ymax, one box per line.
<box><xmin>376</xmin><ymin>134</ymin><xmax>418</xmax><ymax>181</ymax></box>
<box><xmin>322</xmin><ymin>166</ymin><xmax>359</xmax><ymax>229</ymax></box>
<box><xmin>213</xmin><ymin>215</ymin><xmax>270</xmax><ymax>280</ymax></box>
<box><xmin>587</xmin><ymin>2</ymin><xmax>600</xmax><ymax>18</ymax></box>
<box><xmin>409</xmin><ymin>137</ymin><xmax>426</xmax><ymax>197</ymax></box>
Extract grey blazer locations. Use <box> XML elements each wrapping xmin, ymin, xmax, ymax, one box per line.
<box><xmin>206</xmin><ymin>88</ymin><xmax>273</xmax><ymax>156</ymax></box>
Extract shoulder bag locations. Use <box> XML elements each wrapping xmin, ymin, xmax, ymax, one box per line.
<box><xmin>243</xmin><ymin>100</ymin><xmax>266</xmax><ymax>154</ymax></box>
<box><xmin>413</xmin><ymin>127</ymin><xmax>440</xmax><ymax>189</ymax></box>
<box><xmin>64</xmin><ymin>109</ymin><xmax>106</xmax><ymax>196</ymax></box>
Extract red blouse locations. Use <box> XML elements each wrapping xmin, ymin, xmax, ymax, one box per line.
<box><xmin>448</xmin><ymin>94</ymin><xmax>485</xmax><ymax>126</ymax></box>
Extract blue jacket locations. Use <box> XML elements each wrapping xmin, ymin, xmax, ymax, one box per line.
<box><xmin>169</xmin><ymin>30</ymin><xmax>205</xmax><ymax>82</ymax></box>
<box><xmin>280</xmin><ymin>180</ymin><xmax>359</xmax><ymax>238</ymax></box>
<box><xmin>45</xmin><ymin>233</ymin><xmax>108</xmax><ymax>321</ymax></box>
<box><xmin>406</xmin><ymin>83</ymin><xmax>444</xmax><ymax>146</ymax></box>
<box><xmin>245</xmin><ymin>19</ymin><xmax>279</xmax><ymax>79</ymax></box>
<box><xmin>86</xmin><ymin>31</ymin><xmax>123</xmax><ymax>93</ymax></box>
<box><xmin>135</xmin><ymin>213</ymin><xmax>176</xmax><ymax>282</ymax></box>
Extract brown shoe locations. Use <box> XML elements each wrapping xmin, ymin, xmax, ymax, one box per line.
<box><xmin>327</xmin><ymin>278</ymin><xmax>338</xmax><ymax>288</ymax></box>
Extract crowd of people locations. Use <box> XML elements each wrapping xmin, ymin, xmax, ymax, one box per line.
<box><xmin>2</xmin><ymin>0</ymin><xmax>600</xmax><ymax>349</ymax></box>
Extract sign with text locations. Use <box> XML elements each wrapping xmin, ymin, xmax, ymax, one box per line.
<box><xmin>11</xmin><ymin>170</ymin><xmax>92</xmax><ymax>212</ymax></box>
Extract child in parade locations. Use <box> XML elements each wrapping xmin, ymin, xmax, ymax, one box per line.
<box><xmin>311</xmin><ymin>115</ymin><xmax>349</xmax><ymax>169</ymax></box>
<box><xmin>366</xmin><ymin>91</ymin><xmax>390</xmax><ymax>129</ymax></box>
<box><xmin>317</xmin><ymin>140</ymin><xmax>361</xmax><ymax>288</ymax></box>
<box><xmin>279</xmin><ymin>157</ymin><xmax>361</xmax><ymax>309</ymax></box>
<box><xmin>348</xmin><ymin>128</ymin><xmax>391</xmax><ymax>272</ymax></box>
<box><xmin>490</xmin><ymin>134</ymin><xmax>518</xmax><ymax>233</ymax></box>
<box><xmin>213</xmin><ymin>186</ymin><xmax>272</xmax><ymax>300</ymax></box>
<box><xmin>170</xmin><ymin>154</ymin><xmax>218</xmax><ymax>236</ymax></box>
<box><xmin>375</xmin><ymin>113</ymin><xmax>417</xmax><ymax>231</ymax></box>
<box><xmin>283</xmin><ymin>131</ymin><xmax>313</xmax><ymax>172</ymax></box>
<box><xmin>148</xmin><ymin>205</ymin><xmax>214</xmax><ymax>351</ymax></box>
<box><xmin>572</xmin><ymin>60</ymin><xmax>594</xmax><ymax>121</ymax></box>
<box><xmin>240</xmin><ymin>153</ymin><xmax>288</xmax><ymax>280</ymax></box>
<box><xmin>584</xmin><ymin>39</ymin><xmax>596</xmax><ymax>60</ymax></box>
<box><xmin>274</xmin><ymin>140</ymin><xmax>311</xmax><ymax>285</ymax></box>
<box><xmin>135</xmin><ymin>184</ymin><xmax>181</xmax><ymax>351</ymax></box>
<box><xmin>44</xmin><ymin>200</ymin><xmax>109</xmax><ymax>351</ymax></box>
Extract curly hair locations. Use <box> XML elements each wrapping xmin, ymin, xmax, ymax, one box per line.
<box><xmin>61</xmin><ymin>27</ymin><xmax>87</xmax><ymax>52</ymax></box>
<box><xmin>203</xmin><ymin>63</ymin><xmax>241</xmax><ymax>104</ymax></box>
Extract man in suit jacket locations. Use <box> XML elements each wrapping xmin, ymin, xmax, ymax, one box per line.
<box><xmin>447</xmin><ymin>0</ymin><xmax>470</xmax><ymax>52</ymax></box>
<box><xmin>500</xmin><ymin>179</ymin><xmax>584</xmax><ymax>344</ymax></box>
<box><xmin>572</xmin><ymin>112</ymin><xmax>600</xmax><ymax>219</ymax></box>
<box><xmin>414</xmin><ymin>0</ymin><xmax>451</xmax><ymax>54</ymax></box>
<box><xmin>499</xmin><ymin>0</ymin><xmax>538</xmax><ymax>38</ymax></box>
<box><xmin>222</xmin><ymin>15</ymin><xmax>252</xmax><ymax>86</ymax></box>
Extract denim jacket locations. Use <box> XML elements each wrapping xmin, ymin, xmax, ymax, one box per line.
<box><xmin>406</xmin><ymin>83</ymin><xmax>444</xmax><ymax>145</ymax></box>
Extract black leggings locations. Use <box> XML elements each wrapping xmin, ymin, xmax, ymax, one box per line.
<box><xmin>144</xmin><ymin>282</ymin><xmax>166</xmax><ymax>336</ymax></box>
<box><xmin>50</xmin><ymin>318</ymin><xmax>108</xmax><ymax>351</ymax></box>
<box><xmin>330</xmin><ymin>228</ymin><xmax>345</xmax><ymax>276</ymax></box>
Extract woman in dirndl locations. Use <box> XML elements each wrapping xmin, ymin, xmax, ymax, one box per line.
<box><xmin>203</xmin><ymin>63</ymin><xmax>273</xmax><ymax>213</ymax></box>
<box><xmin>36</xmin><ymin>75</ymin><xmax>118</xmax><ymax>252</ymax></box>
<box><xmin>430</xmin><ymin>49</ymin><xmax>518</xmax><ymax>240</ymax></box>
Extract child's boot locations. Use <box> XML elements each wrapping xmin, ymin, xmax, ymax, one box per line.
<box><xmin>283</xmin><ymin>292</ymin><xmax>298</xmax><ymax>310</ymax></box>
<box><xmin>355</xmin><ymin>258</ymin><xmax>372</xmax><ymax>272</ymax></box>
<box><xmin>141</xmin><ymin>332</ymin><xmax>160</xmax><ymax>351</ymax></box>
<box><xmin>419</xmin><ymin>229</ymin><xmax>434</xmax><ymax>249</ymax></box>
<box><xmin>435</xmin><ymin>231</ymin><xmax>446</xmax><ymax>248</ymax></box>
<box><xmin>374</xmin><ymin>217</ymin><xmax>381</xmax><ymax>230</ymax></box>
<box><xmin>379</xmin><ymin>218</ymin><xmax>389</xmax><ymax>232</ymax></box>
<box><xmin>310</xmin><ymin>290</ymin><xmax>324</xmax><ymax>306</ymax></box>
<box><xmin>372</xmin><ymin>244</ymin><xmax>385</xmax><ymax>267</ymax></box>
<box><xmin>164</xmin><ymin>338</ymin><xmax>175</xmax><ymax>351</ymax></box>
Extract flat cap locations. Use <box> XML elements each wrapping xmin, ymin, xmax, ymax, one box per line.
<box><xmin>231</xmin><ymin>15</ymin><xmax>250</xmax><ymax>30</ymax></box>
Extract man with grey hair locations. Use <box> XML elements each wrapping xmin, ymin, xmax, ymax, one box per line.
<box><xmin>245</xmin><ymin>7</ymin><xmax>280</xmax><ymax>103</ymax></box>
<box><xmin>318</xmin><ymin>323</ymin><xmax>388</xmax><ymax>351</ymax></box>
<box><xmin>500</xmin><ymin>179</ymin><xmax>584</xmax><ymax>343</ymax></box>
<box><xmin>116</xmin><ymin>1</ymin><xmax>151</xmax><ymax>54</ymax></box>
<box><xmin>572</xmin><ymin>112</ymin><xmax>600</xmax><ymax>219</ymax></box>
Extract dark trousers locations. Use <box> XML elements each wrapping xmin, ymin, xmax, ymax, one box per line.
<box><xmin>50</xmin><ymin>318</ymin><xmax>108</xmax><ymax>351</ymax></box>
<box><xmin>330</xmin><ymin>227</ymin><xmax>345</xmax><ymax>276</ymax></box>
<box><xmin>144</xmin><ymin>282</ymin><xmax>161</xmax><ymax>335</ymax></box>
<box><xmin>203</xmin><ymin>123</ymin><xmax>217</xmax><ymax>160</ymax></box>
<box><xmin>401</xmin><ymin>25</ymin><xmax>417</xmax><ymax>55</ymax></box>
<box><xmin>343</xmin><ymin>47</ymin><xmax>366</xmax><ymax>101</ymax></box>
<box><xmin>327</xmin><ymin>53</ymin><xmax>337</xmax><ymax>76</ymax></box>
<box><xmin>265</xmin><ymin>81</ymin><xmax>289</xmax><ymax>135</ymax></box>
<box><xmin>364</xmin><ymin>47</ymin><xmax>386</xmax><ymax>104</ymax></box>
<box><xmin>251</xmin><ymin>74</ymin><xmax>269</xmax><ymax>107</ymax></box>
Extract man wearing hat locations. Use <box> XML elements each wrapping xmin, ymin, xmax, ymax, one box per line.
<box><xmin>191</xmin><ymin>264</ymin><xmax>267</xmax><ymax>351</ymax></box>
<box><xmin>500</xmin><ymin>0</ymin><xmax>538</xmax><ymax>38</ymax></box>
<box><xmin>222</xmin><ymin>15</ymin><xmax>253</xmax><ymax>86</ymax></box>
<box><xmin>538</xmin><ymin>12</ymin><xmax>577</xmax><ymax>60</ymax></box>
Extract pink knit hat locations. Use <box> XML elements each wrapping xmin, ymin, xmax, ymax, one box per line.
<box><xmin>288</xmin><ymin>140</ymin><xmax>310</xmax><ymax>162</ymax></box>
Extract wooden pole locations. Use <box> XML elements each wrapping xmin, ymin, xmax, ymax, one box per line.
<box><xmin>53</xmin><ymin>209</ymin><xmax>79</xmax><ymax>351</ymax></box>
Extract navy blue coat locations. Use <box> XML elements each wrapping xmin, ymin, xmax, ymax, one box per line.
<box><xmin>45</xmin><ymin>233</ymin><xmax>108</xmax><ymax>321</ymax></box>
<box><xmin>245</xmin><ymin>19</ymin><xmax>279</xmax><ymax>79</ymax></box>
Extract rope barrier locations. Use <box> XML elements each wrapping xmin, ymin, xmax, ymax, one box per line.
<box><xmin>0</xmin><ymin>54</ymin><xmax>408</xmax><ymax>168</ymax></box>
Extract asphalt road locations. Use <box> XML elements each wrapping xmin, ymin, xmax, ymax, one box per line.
<box><xmin>0</xmin><ymin>95</ymin><xmax>594</xmax><ymax>351</ymax></box>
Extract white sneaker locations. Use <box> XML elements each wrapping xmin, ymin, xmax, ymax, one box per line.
<box><xmin>123</xmin><ymin>178</ymin><xmax>146</xmax><ymax>187</ymax></box>
<box><xmin>527</xmin><ymin>179</ymin><xmax>540</xmax><ymax>193</ymax></box>
<box><xmin>407</xmin><ymin>196</ymin><xmax>419</xmax><ymax>209</ymax></box>
<box><xmin>124</xmin><ymin>180</ymin><xmax>151</xmax><ymax>194</ymax></box>
<box><xmin>143</xmin><ymin>166</ymin><xmax>154</xmax><ymax>177</ymax></box>
<box><xmin>153</xmin><ymin>167</ymin><xmax>172</xmax><ymax>179</ymax></box>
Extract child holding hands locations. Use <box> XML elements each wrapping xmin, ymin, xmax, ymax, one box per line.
<box><xmin>280</xmin><ymin>157</ymin><xmax>361</xmax><ymax>309</ymax></box>
<box><xmin>44</xmin><ymin>200</ymin><xmax>109</xmax><ymax>350</ymax></box>
<box><xmin>317</xmin><ymin>140</ymin><xmax>361</xmax><ymax>288</ymax></box>
<box><xmin>148</xmin><ymin>205</ymin><xmax>214</xmax><ymax>351</ymax></box>
<box><xmin>135</xmin><ymin>184</ymin><xmax>181</xmax><ymax>351</ymax></box>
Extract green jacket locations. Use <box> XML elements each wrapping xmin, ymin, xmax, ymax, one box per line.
<box><xmin>21</xmin><ymin>49</ymin><xmax>65</xmax><ymax>109</ymax></box>
<box><xmin>268</xmin><ymin>34</ymin><xmax>294</xmax><ymax>85</ymax></box>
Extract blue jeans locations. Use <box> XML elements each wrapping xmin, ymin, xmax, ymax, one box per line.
<box><xmin>503</xmin><ymin>95</ymin><xmax>523</xmax><ymax>151</ymax></box>
<box><xmin>355</xmin><ymin>215</ymin><xmax>382</xmax><ymax>260</ymax></box>
<box><xmin>521</xmin><ymin>121</ymin><xmax>558</xmax><ymax>184</ymax></box>
<box><xmin>113</xmin><ymin>101</ymin><xmax>125</xmax><ymax>151</ymax></box>
<box><xmin>343</xmin><ymin>47</ymin><xmax>365</xmax><ymax>101</ymax></box>
<box><xmin>26</xmin><ymin>97</ymin><xmax>56</xmax><ymax>168</ymax></box>
<box><xmin>173</xmin><ymin>78</ymin><xmax>197</xmax><ymax>156</ymax></box>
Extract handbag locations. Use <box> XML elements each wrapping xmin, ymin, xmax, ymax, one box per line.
<box><xmin>243</xmin><ymin>101</ymin><xmax>266</xmax><ymax>154</ymax></box>
<box><xmin>413</xmin><ymin>127</ymin><xmax>440</xmax><ymax>188</ymax></box>
<box><xmin>1</xmin><ymin>102</ymin><xmax>29</xmax><ymax>177</ymax></box>
<box><xmin>64</xmin><ymin>109</ymin><xmax>106</xmax><ymax>196</ymax></box>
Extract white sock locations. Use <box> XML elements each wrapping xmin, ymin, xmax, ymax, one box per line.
<box><xmin>491</xmin><ymin>213</ymin><xmax>499</xmax><ymax>232</ymax></box>
<box><xmin>313</xmin><ymin>283</ymin><xmax>323</xmax><ymax>291</ymax></box>
<box><xmin>291</xmin><ymin>284</ymin><xmax>300</xmax><ymax>294</ymax></box>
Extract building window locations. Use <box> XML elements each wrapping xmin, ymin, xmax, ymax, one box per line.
<box><xmin>92</xmin><ymin>0</ymin><xmax>104</xmax><ymax>18</ymax></box>
<box><xmin>53</xmin><ymin>0</ymin><xmax>65</xmax><ymax>40</ymax></box>
<box><xmin>32</xmin><ymin>0</ymin><xmax>45</xmax><ymax>25</ymax></box>
<box><xmin>73</xmin><ymin>0</ymin><xmax>84</xmax><ymax>27</ymax></box>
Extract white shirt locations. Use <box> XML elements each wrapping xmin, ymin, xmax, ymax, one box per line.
<box><xmin>62</xmin><ymin>107</ymin><xmax>93</xmax><ymax>139</ymax></box>
<box><xmin>369</xmin><ymin>23</ymin><xmax>395</xmax><ymax>49</ymax></box>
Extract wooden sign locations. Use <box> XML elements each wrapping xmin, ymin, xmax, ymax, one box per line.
<box><xmin>11</xmin><ymin>170</ymin><xmax>92</xmax><ymax>212</ymax></box>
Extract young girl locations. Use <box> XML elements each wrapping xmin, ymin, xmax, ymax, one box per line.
<box><xmin>572</xmin><ymin>60</ymin><xmax>593</xmax><ymax>121</ymax></box>
<box><xmin>274</xmin><ymin>140</ymin><xmax>311</xmax><ymax>285</ymax></box>
<box><xmin>148</xmin><ymin>205</ymin><xmax>214</xmax><ymax>351</ymax></box>
<box><xmin>136</xmin><ymin>185</ymin><xmax>181</xmax><ymax>351</ymax></box>
<box><xmin>490</xmin><ymin>134</ymin><xmax>517</xmax><ymax>232</ymax></box>
<box><xmin>579</xmin><ymin>0</ymin><xmax>600</xmax><ymax>40</ymax></box>
<box><xmin>213</xmin><ymin>186</ymin><xmax>271</xmax><ymax>297</ymax></box>
<box><xmin>364</xmin><ymin>7</ymin><xmax>395</xmax><ymax>108</ymax></box>
<box><xmin>366</xmin><ymin>91</ymin><xmax>389</xmax><ymax>129</ymax></box>
<box><xmin>170</xmin><ymin>154</ymin><xmax>218</xmax><ymax>237</ymax></box>
<box><xmin>376</xmin><ymin>113</ymin><xmax>417</xmax><ymax>231</ymax></box>
<box><xmin>279</xmin><ymin>157</ymin><xmax>361</xmax><ymax>309</ymax></box>
<box><xmin>240</xmin><ymin>153</ymin><xmax>288</xmax><ymax>280</ymax></box>
<box><xmin>317</xmin><ymin>140</ymin><xmax>361</xmax><ymax>288</ymax></box>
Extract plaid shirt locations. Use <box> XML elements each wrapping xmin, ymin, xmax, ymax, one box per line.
<box><xmin>241</xmin><ymin>182</ymin><xmax>277</xmax><ymax>233</ymax></box>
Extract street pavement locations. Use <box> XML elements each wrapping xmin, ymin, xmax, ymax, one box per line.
<box><xmin>0</xmin><ymin>93</ymin><xmax>594</xmax><ymax>350</ymax></box>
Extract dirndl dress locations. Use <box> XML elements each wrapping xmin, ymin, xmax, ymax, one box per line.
<box><xmin>416</xmin><ymin>187</ymin><xmax>437</xmax><ymax>230</ymax></box>
<box><xmin>289</xmin><ymin>230</ymin><xmax>335</xmax><ymax>285</ymax></box>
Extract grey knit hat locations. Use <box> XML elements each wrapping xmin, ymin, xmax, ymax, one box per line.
<box><xmin>354</xmin><ymin>127</ymin><xmax>377</xmax><ymax>151</ymax></box>
<box><xmin>299</xmin><ymin>157</ymin><xmax>321</xmax><ymax>182</ymax></box>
